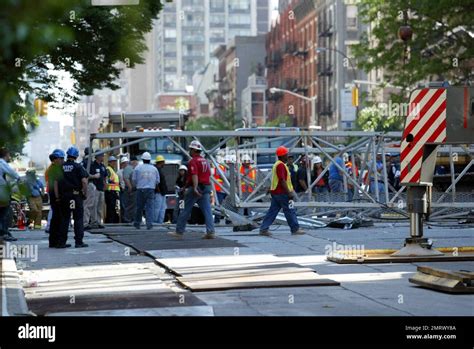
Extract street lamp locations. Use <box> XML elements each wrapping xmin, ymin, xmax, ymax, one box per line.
<box><xmin>269</xmin><ymin>87</ymin><xmax>318</xmax><ymax>127</ymax></box>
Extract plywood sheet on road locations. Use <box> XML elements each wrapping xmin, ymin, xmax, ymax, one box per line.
<box><xmin>103</xmin><ymin>230</ymin><xmax>244</xmax><ymax>252</ymax></box>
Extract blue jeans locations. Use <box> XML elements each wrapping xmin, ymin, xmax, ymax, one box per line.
<box><xmin>214</xmin><ymin>192</ymin><xmax>227</xmax><ymax>223</ymax></box>
<box><xmin>329</xmin><ymin>179</ymin><xmax>344</xmax><ymax>192</ymax></box>
<box><xmin>176</xmin><ymin>185</ymin><xmax>215</xmax><ymax>234</ymax></box>
<box><xmin>153</xmin><ymin>193</ymin><xmax>166</xmax><ymax>223</ymax></box>
<box><xmin>260</xmin><ymin>194</ymin><xmax>299</xmax><ymax>233</ymax></box>
<box><xmin>370</xmin><ymin>180</ymin><xmax>385</xmax><ymax>197</ymax></box>
<box><xmin>134</xmin><ymin>189</ymin><xmax>155</xmax><ymax>228</ymax></box>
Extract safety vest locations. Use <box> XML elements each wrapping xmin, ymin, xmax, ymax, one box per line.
<box><xmin>270</xmin><ymin>160</ymin><xmax>293</xmax><ymax>192</ymax></box>
<box><xmin>106</xmin><ymin>166</ymin><xmax>120</xmax><ymax>191</ymax></box>
<box><xmin>240</xmin><ymin>165</ymin><xmax>256</xmax><ymax>193</ymax></box>
<box><xmin>213</xmin><ymin>164</ymin><xmax>226</xmax><ymax>192</ymax></box>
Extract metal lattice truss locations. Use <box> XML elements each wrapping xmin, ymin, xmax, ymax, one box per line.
<box><xmin>90</xmin><ymin>130</ymin><xmax>474</xmax><ymax>221</ymax></box>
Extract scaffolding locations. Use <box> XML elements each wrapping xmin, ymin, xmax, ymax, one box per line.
<box><xmin>89</xmin><ymin>130</ymin><xmax>474</xmax><ymax>221</ymax></box>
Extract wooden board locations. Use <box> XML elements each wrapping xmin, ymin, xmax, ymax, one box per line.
<box><xmin>327</xmin><ymin>251</ymin><xmax>474</xmax><ymax>264</ymax></box>
<box><xmin>178</xmin><ymin>273</ymin><xmax>339</xmax><ymax>292</ymax></box>
<box><xmin>416</xmin><ymin>266</ymin><xmax>473</xmax><ymax>283</ymax></box>
<box><xmin>409</xmin><ymin>273</ymin><xmax>474</xmax><ymax>294</ymax></box>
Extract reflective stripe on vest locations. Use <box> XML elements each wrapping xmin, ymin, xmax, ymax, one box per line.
<box><xmin>214</xmin><ymin>165</ymin><xmax>226</xmax><ymax>192</ymax></box>
<box><xmin>270</xmin><ymin>160</ymin><xmax>293</xmax><ymax>192</ymax></box>
<box><xmin>106</xmin><ymin>166</ymin><xmax>120</xmax><ymax>191</ymax></box>
<box><xmin>240</xmin><ymin>165</ymin><xmax>256</xmax><ymax>193</ymax></box>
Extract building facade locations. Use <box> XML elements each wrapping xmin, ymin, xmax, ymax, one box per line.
<box><xmin>315</xmin><ymin>0</ymin><xmax>367</xmax><ymax>130</ymax></box>
<box><xmin>241</xmin><ymin>73</ymin><xmax>267</xmax><ymax>127</ymax></box>
<box><xmin>210</xmin><ymin>35</ymin><xmax>267</xmax><ymax>124</ymax></box>
<box><xmin>266</xmin><ymin>0</ymin><xmax>317</xmax><ymax>127</ymax></box>
<box><xmin>155</xmin><ymin>0</ymin><xmax>271</xmax><ymax>93</ymax></box>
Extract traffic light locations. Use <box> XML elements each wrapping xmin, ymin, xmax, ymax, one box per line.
<box><xmin>34</xmin><ymin>99</ymin><xmax>48</xmax><ymax>116</ymax></box>
<box><xmin>351</xmin><ymin>87</ymin><xmax>359</xmax><ymax>107</ymax></box>
<box><xmin>70</xmin><ymin>130</ymin><xmax>76</xmax><ymax>145</ymax></box>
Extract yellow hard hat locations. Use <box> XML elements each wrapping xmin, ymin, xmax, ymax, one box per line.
<box><xmin>155</xmin><ymin>155</ymin><xmax>165</xmax><ymax>163</ymax></box>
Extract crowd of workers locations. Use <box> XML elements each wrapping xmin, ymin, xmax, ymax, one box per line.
<box><xmin>0</xmin><ymin>141</ymin><xmax>401</xmax><ymax>244</ymax></box>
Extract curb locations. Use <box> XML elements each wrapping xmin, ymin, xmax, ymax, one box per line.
<box><xmin>0</xmin><ymin>257</ymin><xmax>31</xmax><ymax>316</ymax></box>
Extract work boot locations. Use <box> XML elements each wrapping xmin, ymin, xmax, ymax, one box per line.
<box><xmin>146</xmin><ymin>225</ymin><xmax>153</xmax><ymax>230</ymax></box>
<box><xmin>202</xmin><ymin>232</ymin><xmax>216</xmax><ymax>240</ymax></box>
<box><xmin>97</xmin><ymin>224</ymin><xmax>105</xmax><ymax>229</ymax></box>
<box><xmin>84</xmin><ymin>225</ymin><xmax>92</xmax><ymax>230</ymax></box>
<box><xmin>56</xmin><ymin>244</ymin><xmax>71</xmax><ymax>248</ymax></box>
<box><xmin>259</xmin><ymin>230</ymin><xmax>272</xmax><ymax>237</ymax></box>
<box><xmin>167</xmin><ymin>232</ymin><xmax>184</xmax><ymax>239</ymax></box>
<box><xmin>75</xmin><ymin>243</ymin><xmax>89</xmax><ymax>248</ymax></box>
<box><xmin>133</xmin><ymin>223</ymin><xmax>141</xmax><ymax>230</ymax></box>
<box><xmin>292</xmin><ymin>229</ymin><xmax>305</xmax><ymax>235</ymax></box>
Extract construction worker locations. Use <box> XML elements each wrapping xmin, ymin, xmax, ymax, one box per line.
<box><xmin>153</xmin><ymin>155</ymin><xmax>167</xmax><ymax>223</ymax></box>
<box><xmin>172</xmin><ymin>165</ymin><xmax>188</xmax><ymax>224</ymax></box>
<box><xmin>240</xmin><ymin>153</ymin><xmax>256</xmax><ymax>216</ymax></box>
<box><xmin>213</xmin><ymin>160</ymin><xmax>227</xmax><ymax>223</ymax></box>
<box><xmin>311</xmin><ymin>156</ymin><xmax>329</xmax><ymax>194</ymax></box>
<box><xmin>287</xmin><ymin>155</ymin><xmax>299</xmax><ymax>190</ymax></box>
<box><xmin>89</xmin><ymin>152</ymin><xmax>107</xmax><ymax>228</ymax></box>
<box><xmin>48</xmin><ymin>149</ymin><xmax>65</xmax><ymax>248</ymax></box>
<box><xmin>259</xmin><ymin>146</ymin><xmax>304</xmax><ymax>237</ymax></box>
<box><xmin>82</xmin><ymin>147</ymin><xmax>101</xmax><ymax>229</ymax></box>
<box><xmin>58</xmin><ymin>146</ymin><xmax>89</xmax><ymax>248</ymax></box>
<box><xmin>295</xmin><ymin>155</ymin><xmax>311</xmax><ymax>193</ymax></box>
<box><xmin>117</xmin><ymin>156</ymin><xmax>128</xmax><ymax>222</ymax></box>
<box><xmin>121</xmin><ymin>156</ymin><xmax>137</xmax><ymax>223</ymax></box>
<box><xmin>369</xmin><ymin>153</ymin><xmax>385</xmax><ymax>197</ymax></box>
<box><xmin>25</xmin><ymin>169</ymin><xmax>44</xmax><ymax>229</ymax></box>
<box><xmin>0</xmin><ymin>148</ymin><xmax>20</xmax><ymax>242</ymax></box>
<box><xmin>132</xmin><ymin>152</ymin><xmax>160</xmax><ymax>230</ymax></box>
<box><xmin>169</xmin><ymin>140</ymin><xmax>215</xmax><ymax>239</ymax></box>
<box><xmin>328</xmin><ymin>154</ymin><xmax>346</xmax><ymax>193</ymax></box>
<box><xmin>344</xmin><ymin>153</ymin><xmax>358</xmax><ymax>202</ymax></box>
<box><xmin>105</xmin><ymin>155</ymin><xmax>120</xmax><ymax>223</ymax></box>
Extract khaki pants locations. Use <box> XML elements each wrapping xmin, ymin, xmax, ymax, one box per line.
<box><xmin>28</xmin><ymin>196</ymin><xmax>43</xmax><ymax>227</ymax></box>
<box><xmin>91</xmin><ymin>190</ymin><xmax>105</xmax><ymax>226</ymax></box>
<box><xmin>83</xmin><ymin>183</ymin><xmax>97</xmax><ymax>226</ymax></box>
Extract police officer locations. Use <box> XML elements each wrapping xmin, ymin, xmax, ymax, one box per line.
<box><xmin>48</xmin><ymin>149</ymin><xmax>65</xmax><ymax>248</ymax></box>
<box><xmin>58</xmin><ymin>147</ymin><xmax>89</xmax><ymax>248</ymax></box>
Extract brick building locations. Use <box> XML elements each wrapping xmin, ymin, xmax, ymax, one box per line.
<box><xmin>266</xmin><ymin>0</ymin><xmax>318</xmax><ymax>127</ymax></box>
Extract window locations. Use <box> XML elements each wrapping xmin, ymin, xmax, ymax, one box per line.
<box><xmin>229</xmin><ymin>14</ymin><xmax>251</xmax><ymax>25</ymax></box>
<box><xmin>210</xmin><ymin>15</ymin><xmax>225</xmax><ymax>26</ymax></box>
<box><xmin>346</xmin><ymin>5</ymin><xmax>358</xmax><ymax>29</ymax></box>
<box><xmin>210</xmin><ymin>28</ymin><xmax>225</xmax><ymax>41</ymax></box>
<box><xmin>210</xmin><ymin>0</ymin><xmax>224</xmax><ymax>10</ymax></box>
<box><xmin>229</xmin><ymin>0</ymin><xmax>250</xmax><ymax>11</ymax></box>
<box><xmin>165</xmin><ymin>29</ymin><xmax>176</xmax><ymax>38</ymax></box>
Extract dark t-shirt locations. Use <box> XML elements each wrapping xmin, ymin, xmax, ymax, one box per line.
<box><xmin>156</xmin><ymin>167</ymin><xmax>167</xmax><ymax>194</ymax></box>
<box><xmin>295</xmin><ymin>167</ymin><xmax>309</xmax><ymax>193</ymax></box>
<box><xmin>62</xmin><ymin>160</ymin><xmax>88</xmax><ymax>192</ymax></box>
<box><xmin>90</xmin><ymin>161</ymin><xmax>107</xmax><ymax>191</ymax></box>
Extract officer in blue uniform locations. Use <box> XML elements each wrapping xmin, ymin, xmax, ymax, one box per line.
<box><xmin>59</xmin><ymin>147</ymin><xmax>89</xmax><ymax>248</ymax></box>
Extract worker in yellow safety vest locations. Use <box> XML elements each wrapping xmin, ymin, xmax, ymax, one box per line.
<box><xmin>105</xmin><ymin>156</ymin><xmax>120</xmax><ymax>223</ymax></box>
<box><xmin>259</xmin><ymin>146</ymin><xmax>305</xmax><ymax>237</ymax></box>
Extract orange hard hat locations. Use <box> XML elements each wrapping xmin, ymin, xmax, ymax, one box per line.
<box><xmin>276</xmin><ymin>146</ymin><xmax>289</xmax><ymax>157</ymax></box>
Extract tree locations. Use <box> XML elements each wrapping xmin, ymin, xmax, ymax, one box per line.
<box><xmin>1</xmin><ymin>0</ymin><xmax>165</xmax><ymax>150</ymax></box>
<box><xmin>355</xmin><ymin>106</ymin><xmax>404</xmax><ymax>132</ymax></box>
<box><xmin>353</xmin><ymin>0</ymin><xmax>474</xmax><ymax>101</ymax></box>
<box><xmin>186</xmin><ymin>108</ymin><xmax>237</xmax><ymax>149</ymax></box>
<box><xmin>267</xmin><ymin>115</ymin><xmax>294</xmax><ymax>127</ymax></box>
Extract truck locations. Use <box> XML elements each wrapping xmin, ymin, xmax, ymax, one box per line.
<box><xmin>97</xmin><ymin>111</ymin><xmax>189</xmax><ymax>221</ymax></box>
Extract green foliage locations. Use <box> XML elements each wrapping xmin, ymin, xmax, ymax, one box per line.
<box><xmin>353</xmin><ymin>0</ymin><xmax>474</xmax><ymax>98</ymax></box>
<box><xmin>1</xmin><ymin>0</ymin><xmax>164</xmax><ymax>150</ymax></box>
<box><xmin>355</xmin><ymin>106</ymin><xmax>403</xmax><ymax>132</ymax></box>
<box><xmin>186</xmin><ymin>108</ymin><xmax>237</xmax><ymax>149</ymax></box>
<box><xmin>267</xmin><ymin>115</ymin><xmax>294</xmax><ymax>127</ymax></box>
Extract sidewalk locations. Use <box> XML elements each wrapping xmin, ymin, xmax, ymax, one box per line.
<box><xmin>2</xmin><ymin>222</ymin><xmax>473</xmax><ymax>316</ymax></box>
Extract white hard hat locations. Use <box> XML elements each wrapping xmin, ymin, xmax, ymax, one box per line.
<box><xmin>141</xmin><ymin>152</ymin><xmax>151</xmax><ymax>161</ymax></box>
<box><xmin>342</xmin><ymin>152</ymin><xmax>349</xmax><ymax>161</ymax></box>
<box><xmin>108</xmin><ymin>155</ymin><xmax>117</xmax><ymax>161</ymax></box>
<box><xmin>120</xmin><ymin>157</ymin><xmax>129</xmax><ymax>164</ymax></box>
<box><xmin>189</xmin><ymin>140</ymin><xmax>202</xmax><ymax>151</ymax></box>
<box><xmin>179</xmin><ymin>165</ymin><xmax>188</xmax><ymax>171</ymax></box>
<box><xmin>313</xmin><ymin>156</ymin><xmax>322</xmax><ymax>164</ymax></box>
<box><xmin>241</xmin><ymin>154</ymin><xmax>252</xmax><ymax>163</ymax></box>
